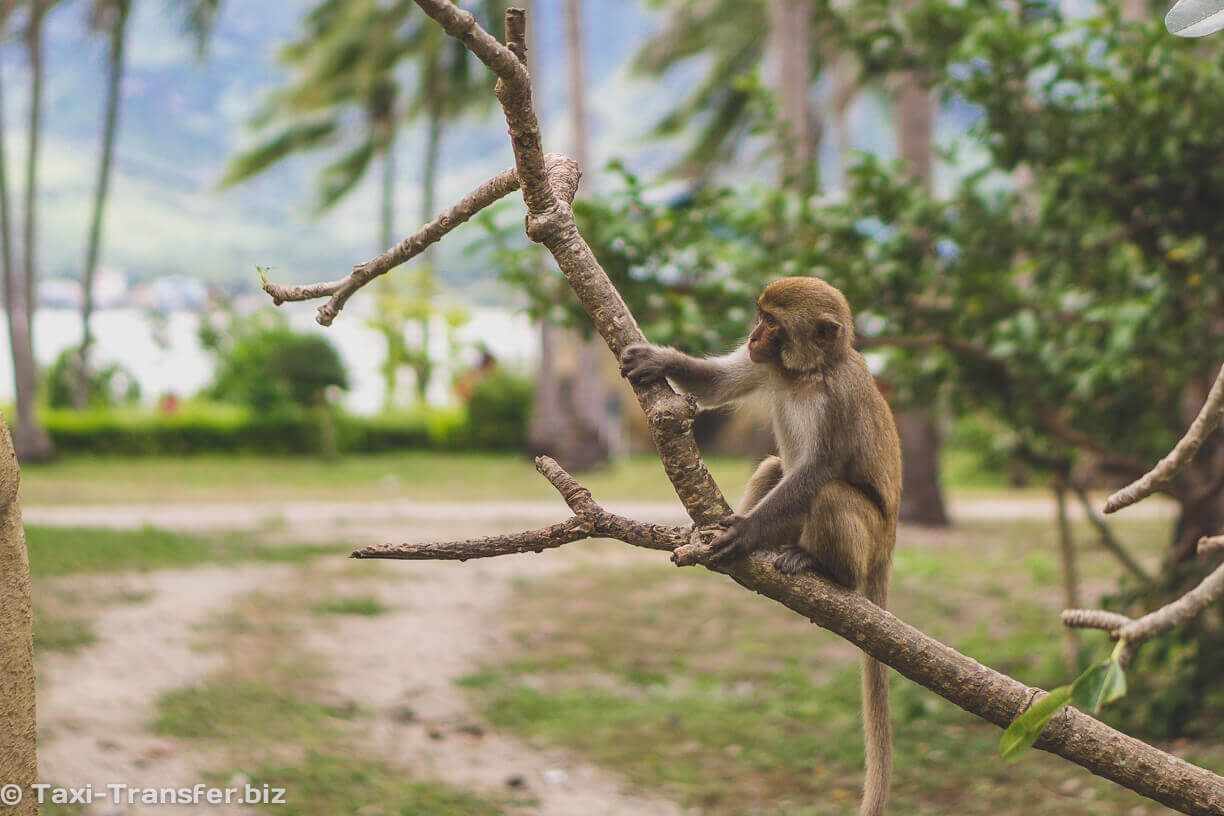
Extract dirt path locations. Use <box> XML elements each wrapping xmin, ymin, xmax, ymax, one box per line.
<box><xmin>22</xmin><ymin>493</ymin><xmax>1177</xmax><ymax>532</ymax></box>
<box><xmin>34</xmin><ymin>514</ymin><xmax>684</xmax><ymax>816</ymax></box>
<box><xmin>37</xmin><ymin>564</ymin><xmax>297</xmax><ymax>815</ymax></box>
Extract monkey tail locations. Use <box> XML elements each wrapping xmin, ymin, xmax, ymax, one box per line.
<box><xmin>859</xmin><ymin>565</ymin><xmax>892</xmax><ymax>816</ymax></box>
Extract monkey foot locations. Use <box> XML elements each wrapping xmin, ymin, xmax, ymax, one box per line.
<box><xmin>773</xmin><ymin>547</ymin><xmax>817</xmax><ymax>575</ymax></box>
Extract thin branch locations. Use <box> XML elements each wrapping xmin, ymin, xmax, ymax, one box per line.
<box><xmin>1105</xmin><ymin>363</ymin><xmax>1224</xmax><ymax>514</ymax></box>
<box><xmin>1200</xmin><ymin>534</ymin><xmax>1224</xmax><ymax>555</ymax></box>
<box><xmin>351</xmin><ymin>456</ymin><xmax>686</xmax><ymax>560</ymax></box>
<box><xmin>262</xmin><ymin>165</ymin><xmax>524</xmax><ymax>325</ymax></box>
<box><xmin>1071</xmin><ymin>484</ymin><xmax>1152</xmax><ymax>583</ymax></box>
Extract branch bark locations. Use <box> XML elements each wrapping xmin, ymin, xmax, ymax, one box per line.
<box><xmin>334</xmin><ymin>5</ymin><xmax>1224</xmax><ymax>813</ymax></box>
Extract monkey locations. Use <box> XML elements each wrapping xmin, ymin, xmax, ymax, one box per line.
<box><xmin>619</xmin><ymin>276</ymin><xmax>901</xmax><ymax>816</ymax></box>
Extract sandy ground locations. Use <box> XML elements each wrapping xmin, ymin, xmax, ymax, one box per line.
<box><xmin>32</xmin><ymin>508</ymin><xmax>686</xmax><ymax>816</ymax></box>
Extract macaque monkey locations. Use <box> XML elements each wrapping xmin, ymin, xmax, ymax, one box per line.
<box><xmin>619</xmin><ymin>276</ymin><xmax>901</xmax><ymax>816</ymax></box>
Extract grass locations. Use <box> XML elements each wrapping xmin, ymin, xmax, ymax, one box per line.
<box><xmin>233</xmin><ymin>754</ymin><xmax>508</xmax><ymax>816</ymax></box>
<box><xmin>155</xmin><ymin>681</ymin><xmax>354</xmax><ymax>744</ymax></box>
<box><xmin>459</xmin><ymin>517</ymin><xmax>1220</xmax><ymax>816</ymax></box>
<box><xmin>310</xmin><ymin>595</ymin><xmax>390</xmax><ymax>617</ymax></box>
<box><xmin>25</xmin><ymin>525</ymin><xmax>340</xmax><ymax>577</ymax></box>
<box><xmin>17</xmin><ymin>452</ymin><xmax>760</xmax><ymax>506</ymax></box>
<box><xmin>32</xmin><ymin>605</ymin><xmax>96</xmax><ymax>653</ymax></box>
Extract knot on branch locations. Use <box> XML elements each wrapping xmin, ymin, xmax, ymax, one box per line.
<box><xmin>672</xmin><ymin>523</ymin><xmax>725</xmax><ymax>567</ymax></box>
<box><xmin>525</xmin><ymin>202</ymin><xmax>572</xmax><ymax>244</ymax></box>
<box><xmin>542</xmin><ymin>153</ymin><xmax>581</xmax><ymax>204</ymax></box>
<box><xmin>650</xmin><ymin>392</ymin><xmax>699</xmax><ymax>436</ymax></box>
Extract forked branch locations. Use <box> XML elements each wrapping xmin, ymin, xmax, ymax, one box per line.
<box><xmin>329</xmin><ymin>4</ymin><xmax>1224</xmax><ymax>813</ymax></box>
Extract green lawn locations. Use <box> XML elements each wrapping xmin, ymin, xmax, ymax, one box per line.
<box><xmin>17</xmin><ymin>450</ymin><xmax>1036</xmax><ymax>506</ymax></box>
<box><xmin>24</xmin><ymin>525</ymin><xmax>340</xmax><ymax>577</ymax></box>
<box><xmin>16</xmin><ymin>452</ymin><xmax>756</xmax><ymax>506</ymax></box>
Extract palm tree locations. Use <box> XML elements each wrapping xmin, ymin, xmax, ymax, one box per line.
<box><xmin>74</xmin><ymin>0</ymin><xmax>222</xmax><ymax>409</ymax></box>
<box><xmin>6</xmin><ymin>0</ymin><xmax>55</xmax><ymax>461</ymax></box>
<box><xmin>635</xmin><ymin>0</ymin><xmax>828</xmax><ymax>182</ymax></box>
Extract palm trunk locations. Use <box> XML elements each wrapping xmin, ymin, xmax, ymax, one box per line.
<box><xmin>893</xmin><ymin>69</ymin><xmax>947</xmax><ymax>525</ymax></box>
<box><xmin>76</xmin><ymin>5</ymin><xmax>132</xmax><ymax>410</ymax></box>
<box><xmin>768</xmin><ymin>0</ymin><xmax>815</xmax><ymax>191</ymax></box>
<box><xmin>561</xmin><ymin>0</ymin><xmax>610</xmax><ymax>470</ymax></box>
<box><xmin>0</xmin><ymin>414</ymin><xmax>37</xmax><ymax>816</ymax></box>
<box><xmin>13</xmin><ymin>6</ymin><xmax>52</xmax><ymax>462</ymax></box>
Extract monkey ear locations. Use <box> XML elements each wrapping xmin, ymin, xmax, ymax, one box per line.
<box><xmin>813</xmin><ymin>318</ymin><xmax>843</xmax><ymax>345</ymax></box>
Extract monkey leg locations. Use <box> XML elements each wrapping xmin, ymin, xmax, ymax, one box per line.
<box><xmin>774</xmin><ymin>481</ymin><xmax>881</xmax><ymax>589</ymax></box>
<box><xmin>737</xmin><ymin>455</ymin><xmax>783</xmax><ymax>514</ymax></box>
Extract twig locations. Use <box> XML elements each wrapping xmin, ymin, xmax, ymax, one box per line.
<box><xmin>1105</xmin><ymin>363</ymin><xmax>1224</xmax><ymax>514</ymax></box>
<box><xmin>263</xmin><ymin>165</ymin><xmax>525</xmax><ymax>325</ymax></box>
<box><xmin>1200</xmin><ymin>534</ymin><xmax>1224</xmax><ymax>555</ymax></box>
<box><xmin>1062</xmin><ymin>558</ymin><xmax>1224</xmax><ymax>666</ymax></box>
<box><xmin>351</xmin><ymin>456</ymin><xmax>686</xmax><ymax>560</ymax></box>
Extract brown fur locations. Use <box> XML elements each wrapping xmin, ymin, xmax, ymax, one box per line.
<box><xmin>620</xmin><ymin>276</ymin><xmax>901</xmax><ymax>816</ymax></box>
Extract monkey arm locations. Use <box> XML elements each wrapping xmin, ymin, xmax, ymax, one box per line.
<box><xmin>710</xmin><ymin>458</ymin><xmax>837</xmax><ymax>562</ymax></box>
<box><xmin>620</xmin><ymin>343</ymin><xmax>765</xmax><ymax>408</ymax></box>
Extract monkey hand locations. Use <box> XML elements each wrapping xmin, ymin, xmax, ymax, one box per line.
<box><xmin>708</xmin><ymin>513</ymin><xmax>763</xmax><ymax>563</ymax></box>
<box><xmin>619</xmin><ymin>344</ymin><xmax>670</xmax><ymax>384</ymax></box>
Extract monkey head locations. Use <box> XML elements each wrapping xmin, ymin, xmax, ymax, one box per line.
<box><xmin>750</xmin><ymin>277</ymin><xmax>854</xmax><ymax>373</ymax></box>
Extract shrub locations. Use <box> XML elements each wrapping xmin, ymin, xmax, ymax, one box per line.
<box><xmin>465</xmin><ymin>370</ymin><xmax>532</xmax><ymax>451</ymax></box>
<box><xmin>45</xmin><ymin>348</ymin><xmax>141</xmax><ymax>409</ymax></box>
<box><xmin>203</xmin><ymin>311</ymin><xmax>347</xmax><ymax>411</ymax></box>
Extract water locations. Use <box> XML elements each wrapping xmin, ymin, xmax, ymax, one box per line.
<box><xmin>0</xmin><ymin>306</ymin><xmax>538</xmax><ymax>414</ymax></box>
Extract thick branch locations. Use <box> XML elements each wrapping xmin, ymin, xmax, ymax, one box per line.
<box><xmin>262</xmin><ymin>165</ymin><xmax>525</xmax><ymax>325</ymax></box>
<box><xmin>411</xmin><ymin>0</ymin><xmax>731</xmax><ymax>525</ymax></box>
<box><xmin>367</xmin><ymin>462</ymin><xmax>1224</xmax><ymax>815</ymax></box>
<box><xmin>1105</xmin><ymin>363</ymin><xmax>1224</xmax><ymax>513</ymax></box>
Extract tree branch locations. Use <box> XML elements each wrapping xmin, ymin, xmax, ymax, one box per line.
<box><xmin>1105</xmin><ymin>363</ymin><xmax>1224</xmax><ymax>514</ymax></box>
<box><xmin>368</xmin><ymin>459</ymin><xmax>1224</xmax><ymax>815</ymax></box>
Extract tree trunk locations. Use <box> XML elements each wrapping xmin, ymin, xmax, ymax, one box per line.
<box><xmin>831</xmin><ymin>50</ymin><xmax>858</xmax><ymax>185</ymax></box>
<box><xmin>767</xmin><ymin>0</ymin><xmax>815</xmax><ymax>190</ymax></box>
<box><xmin>1053</xmin><ymin>474</ymin><xmax>1082</xmax><ymax>674</ymax></box>
<box><xmin>0</xmin><ymin>412</ymin><xmax>38</xmax><ymax>816</ymax></box>
<box><xmin>76</xmin><ymin>5</ymin><xmax>131</xmax><ymax>410</ymax></box>
<box><xmin>12</xmin><ymin>7</ymin><xmax>52</xmax><ymax>462</ymax></box>
<box><xmin>892</xmin><ymin>68</ymin><xmax>948</xmax><ymax>525</ymax></box>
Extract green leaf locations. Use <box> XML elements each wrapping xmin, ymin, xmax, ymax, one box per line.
<box><xmin>999</xmin><ymin>685</ymin><xmax>1072</xmax><ymax>761</ymax></box>
<box><xmin>1070</xmin><ymin>658</ymin><xmax>1128</xmax><ymax>715</ymax></box>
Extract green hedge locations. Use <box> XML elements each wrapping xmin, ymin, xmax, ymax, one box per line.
<box><xmin>41</xmin><ymin>404</ymin><xmax>473</xmax><ymax>456</ymax></box>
